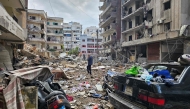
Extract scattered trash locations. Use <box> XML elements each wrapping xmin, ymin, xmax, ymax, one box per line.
<box><xmin>95</xmin><ymin>84</ymin><xmax>103</xmax><ymax>91</ymax></box>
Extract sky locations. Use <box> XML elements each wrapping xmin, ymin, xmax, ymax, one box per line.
<box><xmin>28</xmin><ymin>0</ymin><xmax>102</xmax><ymax>31</ymax></box>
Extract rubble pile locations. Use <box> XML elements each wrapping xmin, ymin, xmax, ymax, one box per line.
<box><xmin>51</xmin><ymin>61</ymin><xmax>126</xmax><ymax>109</ymax></box>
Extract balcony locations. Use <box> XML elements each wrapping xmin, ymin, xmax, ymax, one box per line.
<box><xmin>28</xmin><ymin>37</ymin><xmax>45</xmax><ymax>42</ymax></box>
<box><xmin>47</xmin><ymin>32</ymin><xmax>63</xmax><ymax>36</ymax></box>
<box><xmin>0</xmin><ymin>3</ymin><xmax>26</xmax><ymax>41</ymax></box>
<box><xmin>99</xmin><ymin>12</ymin><xmax>116</xmax><ymax>28</ymax></box>
<box><xmin>122</xmin><ymin>23</ymin><xmax>144</xmax><ymax>34</ymax></box>
<box><xmin>46</xmin><ymin>40</ymin><xmax>63</xmax><ymax>44</ymax></box>
<box><xmin>28</xmin><ymin>19</ymin><xmax>45</xmax><ymax>24</ymax></box>
<box><xmin>122</xmin><ymin>31</ymin><xmax>179</xmax><ymax>47</ymax></box>
<box><xmin>100</xmin><ymin>0</ymin><xmax>117</xmax><ymax>18</ymax></box>
<box><xmin>122</xmin><ymin>7</ymin><xmax>144</xmax><ymax>20</ymax></box>
<box><xmin>47</xmin><ymin>25</ymin><xmax>63</xmax><ymax>29</ymax></box>
<box><xmin>28</xmin><ymin>28</ymin><xmax>46</xmax><ymax>34</ymax></box>
<box><xmin>100</xmin><ymin>23</ymin><xmax>116</xmax><ymax>36</ymax></box>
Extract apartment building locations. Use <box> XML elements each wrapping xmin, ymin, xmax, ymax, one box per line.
<box><xmin>121</xmin><ymin>0</ymin><xmax>190</xmax><ymax>63</ymax></box>
<box><xmin>0</xmin><ymin>0</ymin><xmax>28</xmax><ymax>70</ymax></box>
<box><xmin>80</xmin><ymin>35</ymin><xmax>103</xmax><ymax>56</ymax></box>
<box><xmin>27</xmin><ymin>9</ymin><xmax>47</xmax><ymax>49</ymax></box>
<box><xmin>84</xmin><ymin>26</ymin><xmax>102</xmax><ymax>37</ymax></box>
<box><xmin>47</xmin><ymin>17</ymin><xmax>64</xmax><ymax>52</ymax></box>
<box><xmin>63</xmin><ymin>22</ymin><xmax>82</xmax><ymax>51</ymax></box>
<box><xmin>99</xmin><ymin>0</ymin><xmax>121</xmax><ymax>59</ymax></box>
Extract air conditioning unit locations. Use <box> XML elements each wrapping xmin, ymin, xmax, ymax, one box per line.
<box><xmin>157</xmin><ymin>19</ymin><xmax>163</xmax><ymax>24</ymax></box>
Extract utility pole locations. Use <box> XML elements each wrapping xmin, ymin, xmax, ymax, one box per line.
<box><xmin>96</xmin><ymin>29</ymin><xmax>99</xmax><ymax>55</ymax></box>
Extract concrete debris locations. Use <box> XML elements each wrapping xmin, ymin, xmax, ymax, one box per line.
<box><xmin>0</xmin><ymin>43</ymin><xmax>128</xmax><ymax>109</ymax></box>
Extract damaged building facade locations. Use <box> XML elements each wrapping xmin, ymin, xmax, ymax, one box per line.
<box><xmin>27</xmin><ymin>9</ymin><xmax>47</xmax><ymax>50</ymax></box>
<box><xmin>121</xmin><ymin>0</ymin><xmax>190</xmax><ymax>63</ymax></box>
<box><xmin>47</xmin><ymin>17</ymin><xmax>64</xmax><ymax>52</ymax></box>
<box><xmin>99</xmin><ymin>0</ymin><xmax>121</xmax><ymax>59</ymax></box>
<box><xmin>0</xmin><ymin>0</ymin><xmax>28</xmax><ymax>70</ymax></box>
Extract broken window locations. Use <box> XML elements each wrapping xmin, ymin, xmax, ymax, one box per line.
<box><xmin>135</xmin><ymin>16</ymin><xmax>140</xmax><ymax>26</ymax></box>
<box><xmin>147</xmin><ymin>9</ymin><xmax>153</xmax><ymax>22</ymax></box>
<box><xmin>41</xmin><ymin>34</ymin><xmax>44</xmax><ymax>38</ymax></box>
<box><xmin>164</xmin><ymin>1</ymin><xmax>171</xmax><ymax>10</ymax></box>
<box><xmin>136</xmin><ymin>1</ymin><xmax>140</xmax><ymax>10</ymax></box>
<box><xmin>164</xmin><ymin>22</ymin><xmax>170</xmax><ymax>31</ymax></box>
<box><xmin>136</xmin><ymin>32</ymin><xmax>142</xmax><ymax>39</ymax></box>
<box><xmin>148</xmin><ymin>28</ymin><xmax>152</xmax><ymax>35</ymax></box>
<box><xmin>108</xmin><ymin>36</ymin><xmax>110</xmax><ymax>40</ymax></box>
<box><xmin>32</xmin><ymin>35</ymin><xmax>36</xmax><ymax>38</ymax></box>
<box><xmin>129</xmin><ymin>35</ymin><xmax>132</xmax><ymax>41</ymax></box>
<box><xmin>128</xmin><ymin>7</ymin><xmax>132</xmax><ymax>14</ymax></box>
<box><xmin>129</xmin><ymin>20</ymin><xmax>132</xmax><ymax>29</ymax></box>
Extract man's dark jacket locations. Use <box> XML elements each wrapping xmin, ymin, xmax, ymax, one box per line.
<box><xmin>88</xmin><ymin>56</ymin><xmax>93</xmax><ymax>65</ymax></box>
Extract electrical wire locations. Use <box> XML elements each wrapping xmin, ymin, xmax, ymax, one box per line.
<box><xmin>48</xmin><ymin>0</ymin><xmax>55</xmax><ymax>16</ymax></box>
<box><xmin>67</xmin><ymin>0</ymin><xmax>98</xmax><ymax>22</ymax></box>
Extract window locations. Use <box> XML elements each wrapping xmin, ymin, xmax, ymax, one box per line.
<box><xmin>74</xmin><ymin>35</ymin><xmax>77</xmax><ymax>36</ymax></box>
<box><xmin>53</xmin><ymin>46</ymin><xmax>57</xmax><ymax>49</ymax></box>
<box><xmin>82</xmin><ymin>39</ymin><xmax>85</xmax><ymax>42</ymax></box>
<box><xmin>82</xmin><ymin>51</ymin><xmax>86</xmax><ymax>53</ymax></box>
<box><xmin>66</xmin><ymin>42</ymin><xmax>69</xmax><ymax>44</ymax></box>
<box><xmin>32</xmin><ymin>44</ymin><xmax>36</xmax><ymax>46</ymax></box>
<box><xmin>64</xmin><ymin>34</ymin><xmax>71</xmax><ymax>37</ymax></box>
<box><xmin>74</xmin><ymin>42</ymin><xmax>77</xmax><ymax>44</ymax></box>
<box><xmin>47</xmin><ymin>22</ymin><xmax>49</xmax><ymax>25</ymax></box>
<box><xmin>53</xmin><ymin>23</ymin><xmax>58</xmax><ymax>25</ymax></box>
<box><xmin>30</xmin><ymin>16</ymin><xmax>36</xmax><ymax>20</ymax></box>
<box><xmin>135</xmin><ymin>16</ymin><xmax>140</xmax><ymax>26</ymax></box>
<box><xmin>82</xmin><ymin>45</ymin><xmax>86</xmax><ymax>47</ymax></box>
<box><xmin>76</xmin><ymin>37</ymin><xmax>80</xmax><ymax>40</ymax></box>
<box><xmin>148</xmin><ymin>28</ymin><xmax>152</xmax><ymax>35</ymax></box>
<box><xmin>129</xmin><ymin>35</ymin><xmax>132</xmax><ymax>41</ymax></box>
<box><xmin>164</xmin><ymin>1</ymin><xmax>171</xmax><ymax>10</ymax></box>
<box><xmin>164</xmin><ymin>22</ymin><xmax>170</xmax><ymax>31</ymax></box>
<box><xmin>129</xmin><ymin>20</ymin><xmax>132</xmax><ymax>29</ymax></box>
<box><xmin>128</xmin><ymin>7</ymin><xmax>132</xmax><ymax>14</ymax></box>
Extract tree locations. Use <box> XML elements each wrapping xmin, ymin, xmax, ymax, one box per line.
<box><xmin>68</xmin><ymin>47</ymin><xmax>80</xmax><ymax>56</ymax></box>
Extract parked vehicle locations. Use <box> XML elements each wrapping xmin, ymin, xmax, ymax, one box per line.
<box><xmin>103</xmin><ymin>63</ymin><xmax>190</xmax><ymax>109</ymax></box>
<box><xmin>34</xmin><ymin>74</ymin><xmax>70</xmax><ymax>109</ymax></box>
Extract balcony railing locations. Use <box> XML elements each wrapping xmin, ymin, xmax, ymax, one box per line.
<box><xmin>100</xmin><ymin>0</ymin><xmax>117</xmax><ymax>18</ymax></box>
<box><xmin>46</xmin><ymin>40</ymin><xmax>63</xmax><ymax>44</ymax></box>
<box><xmin>0</xmin><ymin>3</ymin><xmax>26</xmax><ymax>41</ymax></box>
<box><xmin>28</xmin><ymin>37</ymin><xmax>45</xmax><ymax>42</ymax></box>
<box><xmin>47</xmin><ymin>32</ymin><xmax>63</xmax><ymax>36</ymax></box>
<box><xmin>28</xmin><ymin>28</ymin><xmax>46</xmax><ymax>34</ymax></box>
<box><xmin>122</xmin><ymin>7</ymin><xmax>144</xmax><ymax>20</ymax></box>
<box><xmin>47</xmin><ymin>25</ymin><xmax>63</xmax><ymax>28</ymax></box>
<box><xmin>99</xmin><ymin>12</ymin><xmax>116</xmax><ymax>28</ymax></box>
<box><xmin>122</xmin><ymin>23</ymin><xmax>144</xmax><ymax>34</ymax></box>
<box><xmin>28</xmin><ymin>19</ymin><xmax>45</xmax><ymax>24</ymax></box>
<box><xmin>101</xmin><ymin>23</ymin><xmax>116</xmax><ymax>36</ymax></box>
<box><xmin>122</xmin><ymin>0</ymin><xmax>132</xmax><ymax>6</ymax></box>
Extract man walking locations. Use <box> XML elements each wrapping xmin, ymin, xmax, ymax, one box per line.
<box><xmin>87</xmin><ymin>54</ymin><xmax>93</xmax><ymax>78</ymax></box>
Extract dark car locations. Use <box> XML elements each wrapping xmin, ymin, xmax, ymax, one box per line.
<box><xmin>104</xmin><ymin>63</ymin><xmax>190</xmax><ymax>109</ymax></box>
